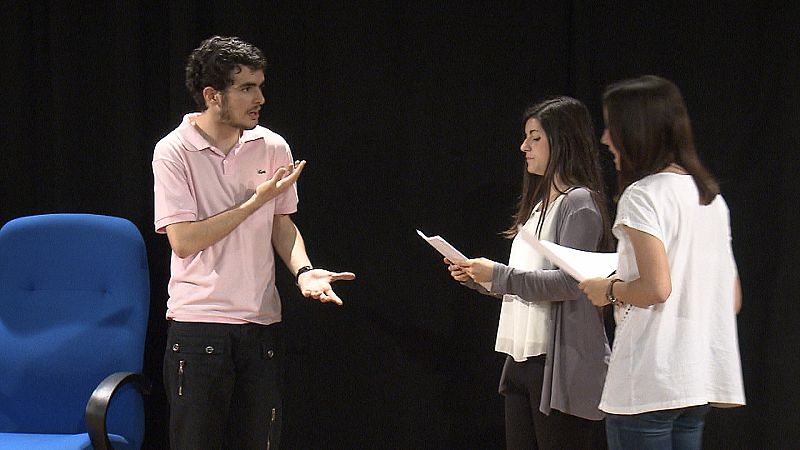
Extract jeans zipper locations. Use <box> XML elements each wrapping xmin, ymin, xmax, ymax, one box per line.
<box><xmin>266</xmin><ymin>407</ymin><xmax>276</xmax><ymax>449</ymax></box>
<box><xmin>177</xmin><ymin>360</ymin><xmax>185</xmax><ymax>397</ymax></box>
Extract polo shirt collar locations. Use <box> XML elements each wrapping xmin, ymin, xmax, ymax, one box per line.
<box><xmin>240</xmin><ymin>127</ymin><xmax>264</xmax><ymax>144</ymax></box>
<box><xmin>178</xmin><ymin>113</ymin><xmax>265</xmax><ymax>153</ymax></box>
<box><xmin>177</xmin><ymin>113</ymin><xmax>212</xmax><ymax>153</ymax></box>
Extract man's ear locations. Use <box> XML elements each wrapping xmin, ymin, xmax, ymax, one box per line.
<box><xmin>202</xmin><ymin>86</ymin><xmax>219</xmax><ymax>109</ymax></box>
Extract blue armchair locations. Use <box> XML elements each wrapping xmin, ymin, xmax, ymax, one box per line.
<box><xmin>0</xmin><ymin>214</ymin><xmax>150</xmax><ymax>449</ymax></box>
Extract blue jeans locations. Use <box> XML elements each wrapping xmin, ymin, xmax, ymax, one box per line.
<box><xmin>605</xmin><ymin>404</ymin><xmax>711</xmax><ymax>450</ymax></box>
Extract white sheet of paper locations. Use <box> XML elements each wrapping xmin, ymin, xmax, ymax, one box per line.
<box><xmin>416</xmin><ymin>229</ymin><xmax>468</xmax><ymax>262</ymax></box>
<box><xmin>416</xmin><ymin>229</ymin><xmax>492</xmax><ymax>290</ymax></box>
<box><xmin>516</xmin><ymin>227</ymin><xmax>618</xmax><ymax>282</ymax></box>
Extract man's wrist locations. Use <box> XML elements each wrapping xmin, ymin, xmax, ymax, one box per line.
<box><xmin>240</xmin><ymin>194</ymin><xmax>263</xmax><ymax>214</ymax></box>
<box><xmin>295</xmin><ymin>265</ymin><xmax>313</xmax><ymax>286</ymax></box>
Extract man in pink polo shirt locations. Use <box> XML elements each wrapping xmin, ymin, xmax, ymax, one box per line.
<box><xmin>152</xmin><ymin>36</ymin><xmax>355</xmax><ymax>450</ymax></box>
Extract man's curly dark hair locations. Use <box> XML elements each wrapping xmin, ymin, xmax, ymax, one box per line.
<box><xmin>185</xmin><ymin>36</ymin><xmax>267</xmax><ymax>110</ymax></box>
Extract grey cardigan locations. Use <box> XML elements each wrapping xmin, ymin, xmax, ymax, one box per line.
<box><xmin>471</xmin><ymin>187</ymin><xmax>610</xmax><ymax>420</ymax></box>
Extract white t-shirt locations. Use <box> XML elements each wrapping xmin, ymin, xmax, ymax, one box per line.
<box><xmin>495</xmin><ymin>195</ymin><xmax>564</xmax><ymax>361</ymax></box>
<box><xmin>601</xmin><ymin>173</ymin><xmax>745</xmax><ymax>414</ymax></box>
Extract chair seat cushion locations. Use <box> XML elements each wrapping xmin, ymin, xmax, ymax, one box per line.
<box><xmin>0</xmin><ymin>432</ymin><xmax>131</xmax><ymax>450</ymax></box>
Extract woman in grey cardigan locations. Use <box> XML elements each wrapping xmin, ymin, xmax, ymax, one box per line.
<box><xmin>445</xmin><ymin>97</ymin><xmax>612</xmax><ymax>450</ymax></box>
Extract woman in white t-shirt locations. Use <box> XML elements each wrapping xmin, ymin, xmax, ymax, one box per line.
<box><xmin>445</xmin><ymin>97</ymin><xmax>613</xmax><ymax>449</ymax></box>
<box><xmin>579</xmin><ymin>76</ymin><xmax>745</xmax><ymax>450</ymax></box>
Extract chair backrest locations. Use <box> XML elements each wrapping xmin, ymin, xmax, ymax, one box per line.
<box><xmin>0</xmin><ymin>214</ymin><xmax>149</xmax><ymax>444</ymax></box>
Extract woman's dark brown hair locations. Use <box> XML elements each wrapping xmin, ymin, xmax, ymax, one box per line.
<box><xmin>504</xmin><ymin>96</ymin><xmax>612</xmax><ymax>251</ymax></box>
<box><xmin>603</xmin><ymin>75</ymin><xmax>720</xmax><ymax>205</ymax></box>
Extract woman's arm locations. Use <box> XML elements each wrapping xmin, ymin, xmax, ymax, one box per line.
<box><xmin>609</xmin><ymin>226</ymin><xmax>671</xmax><ymax>306</ymax></box>
<box><xmin>580</xmin><ymin>225</ymin><xmax>671</xmax><ymax>307</ymax></box>
<box><xmin>444</xmin><ymin>257</ymin><xmax>502</xmax><ymax>298</ymax></box>
<box><xmin>489</xmin><ymin>195</ymin><xmax>604</xmax><ymax>303</ymax></box>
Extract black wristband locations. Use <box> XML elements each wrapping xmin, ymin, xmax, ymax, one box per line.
<box><xmin>295</xmin><ymin>265</ymin><xmax>313</xmax><ymax>285</ymax></box>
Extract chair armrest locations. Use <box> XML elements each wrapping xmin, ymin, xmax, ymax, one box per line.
<box><xmin>85</xmin><ymin>371</ymin><xmax>151</xmax><ymax>450</ymax></box>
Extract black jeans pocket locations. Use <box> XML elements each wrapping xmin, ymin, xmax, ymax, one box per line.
<box><xmin>164</xmin><ymin>329</ymin><xmax>231</xmax><ymax>400</ymax></box>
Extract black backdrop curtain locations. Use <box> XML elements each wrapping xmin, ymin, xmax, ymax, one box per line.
<box><xmin>2</xmin><ymin>2</ymin><xmax>798</xmax><ymax>448</ymax></box>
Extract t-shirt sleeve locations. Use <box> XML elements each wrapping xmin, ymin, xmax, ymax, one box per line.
<box><xmin>153</xmin><ymin>155</ymin><xmax>197</xmax><ymax>234</ymax></box>
<box><xmin>717</xmin><ymin>195</ymin><xmax>733</xmax><ymax>243</ymax></box>
<box><xmin>614</xmin><ymin>185</ymin><xmax>663</xmax><ymax>242</ymax></box>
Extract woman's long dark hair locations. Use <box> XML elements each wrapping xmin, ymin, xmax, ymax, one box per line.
<box><xmin>603</xmin><ymin>75</ymin><xmax>720</xmax><ymax>205</ymax></box>
<box><xmin>504</xmin><ymin>96</ymin><xmax>612</xmax><ymax>251</ymax></box>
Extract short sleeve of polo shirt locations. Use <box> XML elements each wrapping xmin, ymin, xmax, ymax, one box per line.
<box><xmin>269</xmin><ymin>141</ymin><xmax>298</xmax><ymax>216</ymax></box>
<box><xmin>153</xmin><ymin>144</ymin><xmax>198</xmax><ymax>234</ymax></box>
<box><xmin>613</xmin><ymin>184</ymin><xmax>664</xmax><ymax>243</ymax></box>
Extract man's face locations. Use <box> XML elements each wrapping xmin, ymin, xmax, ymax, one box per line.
<box><xmin>217</xmin><ymin>65</ymin><xmax>265</xmax><ymax>130</ymax></box>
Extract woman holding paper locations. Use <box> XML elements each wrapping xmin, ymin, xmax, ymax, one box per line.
<box><xmin>446</xmin><ymin>96</ymin><xmax>612</xmax><ymax>450</ymax></box>
<box><xmin>578</xmin><ymin>76</ymin><xmax>745</xmax><ymax>450</ymax></box>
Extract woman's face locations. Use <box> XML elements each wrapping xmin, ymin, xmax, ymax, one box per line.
<box><xmin>520</xmin><ymin>117</ymin><xmax>550</xmax><ymax>175</ymax></box>
<box><xmin>601</xmin><ymin>107</ymin><xmax>621</xmax><ymax>171</ymax></box>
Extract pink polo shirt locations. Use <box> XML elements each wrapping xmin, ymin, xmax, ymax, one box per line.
<box><xmin>152</xmin><ymin>113</ymin><xmax>298</xmax><ymax>325</ymax></box>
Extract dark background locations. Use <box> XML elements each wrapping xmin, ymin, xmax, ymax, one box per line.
<box><xmin>2</xmin><ymin>1</ymin><xmax>798</xmax><ymax>448</ymax></box>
